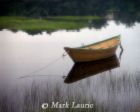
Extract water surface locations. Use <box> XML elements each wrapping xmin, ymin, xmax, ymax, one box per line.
<box><xmin>0</xmin><ymin>21</ymin><xmax>140</xmax><ymax>112</ymax></box>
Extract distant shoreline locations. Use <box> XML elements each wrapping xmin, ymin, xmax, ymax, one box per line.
<box><xmin>0</xmin><ymin>16</ymin><xmax>102</xmax><ymax>33</ymax></box>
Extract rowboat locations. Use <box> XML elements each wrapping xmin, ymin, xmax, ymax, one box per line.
<box><xmin>64</xmin><ymin>35</ymin><xmax>120</xmax><ymax>62</ymax></box>
<box><xmin>64</xmin><ymin>55</ymin><xmax>120</xmax><ymax>84</ymax></box>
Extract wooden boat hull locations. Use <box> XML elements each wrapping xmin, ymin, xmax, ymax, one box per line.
<box><xmin>64</xmin><ymin>55</ymin><xmax>120</xmax><ymax>84</ymax></box>
<box><xmin>65</xmin><ymin>45</ymin><xmax>118</xmax><ymax>62</ymax></box>
<box><xmin>64</xmin><ymin>36</ymin><xmax>120</xmax><ymax>62</ymax></box>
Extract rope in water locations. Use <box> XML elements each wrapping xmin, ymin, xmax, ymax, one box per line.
<box><xmin>19</xmin><ymin>74</ymin><xmax>66</xmax><ymax>79</ymax></box>
<box><xmin>18</xmin><ymin>52</ymin><xmax>67</xmax><ymax>79</ymax></box>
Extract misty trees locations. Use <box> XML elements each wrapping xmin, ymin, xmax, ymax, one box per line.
<box><xmin>0</xmin><ymin>0</ymin><xmax>139</xmax><ymax>21</ymax></box>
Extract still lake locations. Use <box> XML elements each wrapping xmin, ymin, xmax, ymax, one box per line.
<box><xmin>0</xmin><ymin>20</ymin><xmax>140</xmax><ymax>112</ymax></box>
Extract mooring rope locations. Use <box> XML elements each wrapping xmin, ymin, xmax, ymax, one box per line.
<box><xmin>119</xmin><ymin>42</ymin><xmax>124</xmax><ymax>60</ymax></box>
<box><xmin>18</xmin><ymin>52</ymin><xmax>67</xmax><ymax>79</ymax></box>
<box><xmin>19</xmin><ymin>74</ymin><xmax>64</xmax><ymax>79</ymax></box>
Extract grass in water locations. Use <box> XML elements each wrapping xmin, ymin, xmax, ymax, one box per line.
<box><xmin>0</xmin><ymin>71</ymin><xmax>140</xmax><ymax>112</ymax></box>
<box><xmin>0</xmin><ymin>80</ymin><xmax>97</xmax><ymax>112</ymax></box>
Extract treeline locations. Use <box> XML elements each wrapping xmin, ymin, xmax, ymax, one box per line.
<box><xmin>0</xmin><ymin>0</ymin><xmax>139</xmax><ymax>17</ymax></box>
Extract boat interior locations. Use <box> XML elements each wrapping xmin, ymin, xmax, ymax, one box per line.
<box><xmin>83</xmin><ymin>37</ymin><xmax>120</xmax><ymax>50</ymax></box>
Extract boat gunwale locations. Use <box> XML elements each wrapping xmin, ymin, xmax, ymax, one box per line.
<box><xmin>64</xmin><ymin>35</ymin><xmax>120</xmax><ymax>51</ymax></box>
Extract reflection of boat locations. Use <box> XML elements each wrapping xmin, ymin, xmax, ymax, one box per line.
<box><xmin>64</xmin><ymin>35</ymin><xmax>120</xmax><ymax>62</ymax></box>
<box><xmin>64</xmin><ymin>55</ymin><xmax>120</xmax><ymax>84</ymax></box>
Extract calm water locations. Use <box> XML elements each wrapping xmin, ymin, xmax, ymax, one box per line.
<box><xmin>0</xmin><ymin>21</ymin><xmax>140</xmax><ymax>112</ymax></box>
